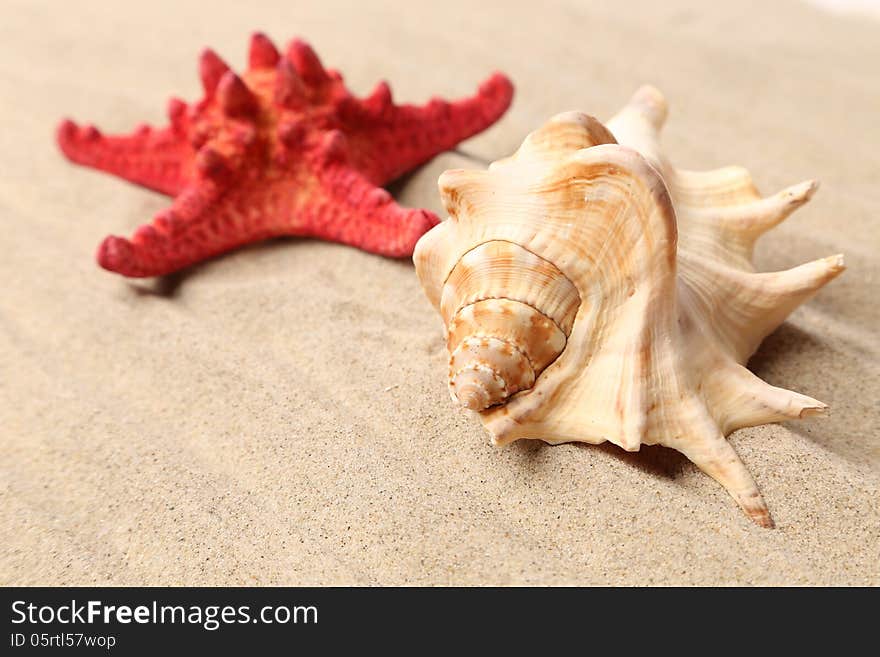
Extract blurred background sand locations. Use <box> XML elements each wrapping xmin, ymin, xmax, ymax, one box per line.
<box><xmin>1</xmin><ymin>0</ymin><xmax>878</xmax><ymax>585</ymax></box>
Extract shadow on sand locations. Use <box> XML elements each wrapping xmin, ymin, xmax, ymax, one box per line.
<box><xmin>508</xmin><ymin>320</ymin><xmax>875</xmax><ymax>481</ymax></box>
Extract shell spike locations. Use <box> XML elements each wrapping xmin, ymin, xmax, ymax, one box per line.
<box><xmin>719</xmin><ymin>179</ymin><xmax>819</xmax><ymax>238</ymax></box>
<box><xmin>605</xmin><ymin>84</ymin><xmax>669</xmax><ymax>146</ymax></box>
<box><xmin>764</xmin><ymin>254</ymin><xmax>845</xmax><ymax>297</ymax></box>
<box><xmin>627</xmin><ymin>84</ymin><xmax>669</xmax><ymax>130</ymax></box>
<box><xmin>673</xmin><ymin>431</ymin><xmax>774</xmax><ymax>528</ymax></box>
<box><xmin>711</xmin><ymin>363</ymin><xmax>828</xmax><ymax>433</ymax></box>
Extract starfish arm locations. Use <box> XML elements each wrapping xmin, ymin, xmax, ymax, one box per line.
<box><xmin>96</xmin><ymin>176</ymin><xmax>299</xmax><ymax>277</ymax></box>
<box><xmin>345</xmin><ymin>72</ymin><xmax>514</xmax><ymax>185</ymax></box>
<box><xmin>57</xmin><ymin>118</ymin><xmax>191</xmax><ymax>196</ymax></box>
<box><xmin>97</xmin><ymin>156</ymin><xmax>437</xmax><ymax>277</ymax></box>
<box><xmin>303</xmin><ymin>143</ymin><xmax>439</xmax><ymax>257</ymax></box>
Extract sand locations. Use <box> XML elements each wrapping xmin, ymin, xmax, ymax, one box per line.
<box><xmin>1</xmin><ymin>0</ymin><xmax>878</xmax><ymax>586</ymax></box>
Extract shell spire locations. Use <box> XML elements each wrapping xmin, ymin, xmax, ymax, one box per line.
<box><xmin>414</xmin><ymin>88</ymin><xmax>844</xmax><ymax>528</ymax></box>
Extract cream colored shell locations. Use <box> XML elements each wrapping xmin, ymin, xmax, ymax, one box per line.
<box><xmin>413</xmin><ymin>86</ymin><xmax>844</xmax><ymax>527</ymax></box>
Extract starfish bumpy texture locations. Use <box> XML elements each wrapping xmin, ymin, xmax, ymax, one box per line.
<box><xmin>57</xmin><ymin>33</ymin><xmax>514</xmax><ymax>277</ymax></box>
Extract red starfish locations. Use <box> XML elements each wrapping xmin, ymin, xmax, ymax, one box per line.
<box><xmin>57</xmin><ymin>33</ymin><xmax>513</xmax><ymax>277</ymax></box>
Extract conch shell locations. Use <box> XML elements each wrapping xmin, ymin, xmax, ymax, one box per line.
<box><xmin>413</xmin><ymin>85</ymin><xmax>844</xmax><ymax>527</ymax></box>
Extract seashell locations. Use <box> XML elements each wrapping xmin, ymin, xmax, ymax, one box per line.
<box><xmin>413</xmin><ymin>85</ymin><xmax>845</xmax><ymax>527</ymax></box>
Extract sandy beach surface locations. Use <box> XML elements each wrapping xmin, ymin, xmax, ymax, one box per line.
<box><xmin>1</xmin><ymin>0</ymin><xmax>878</xmax><ymax>585</ymax></box>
